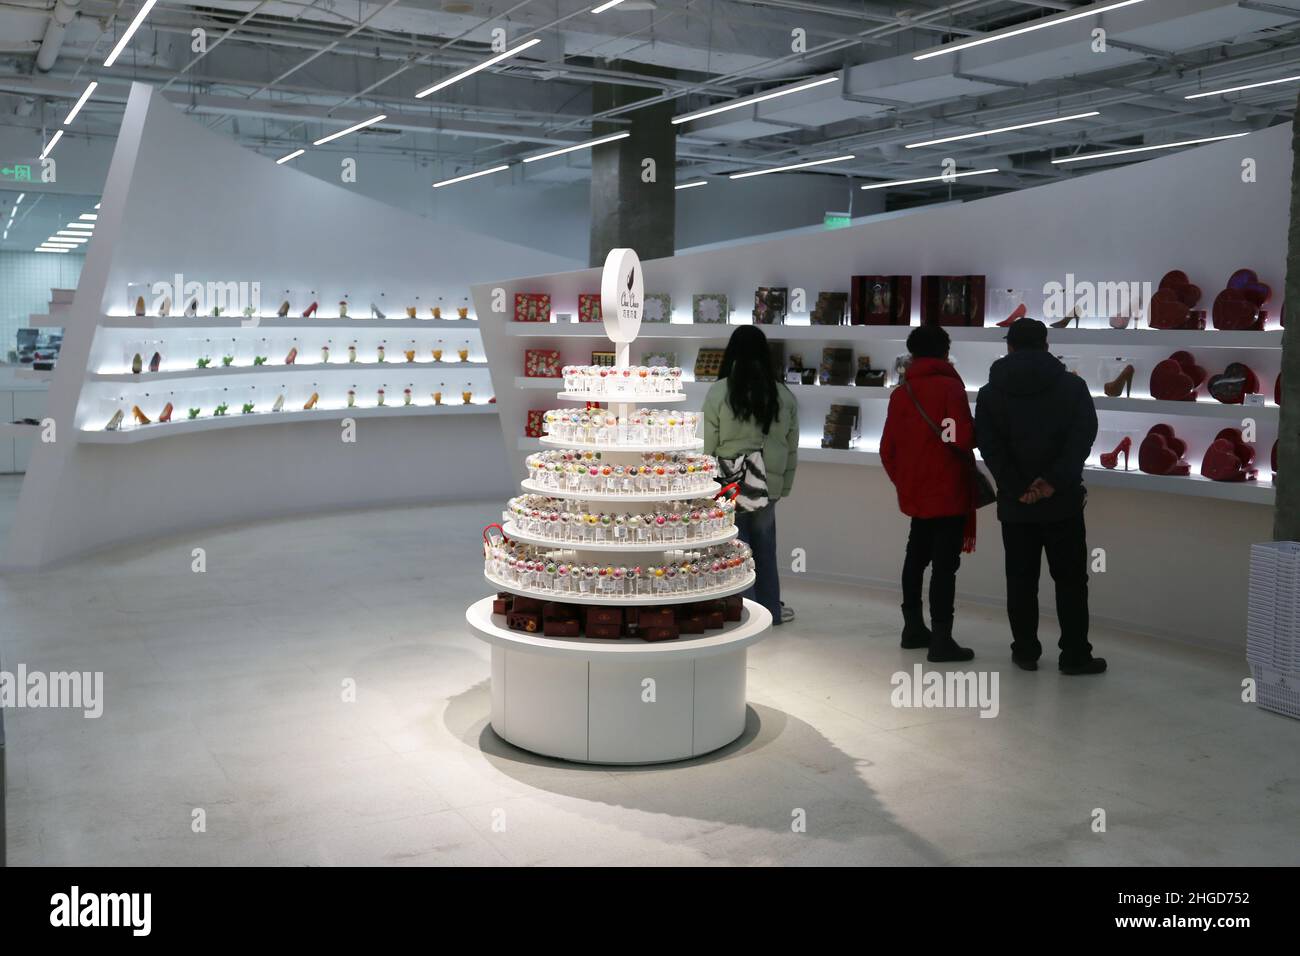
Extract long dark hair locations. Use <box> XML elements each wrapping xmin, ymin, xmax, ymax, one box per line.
<box><xmin>719</xmin><ymin>325</ymin><xmax>780</xmax><ymax>434</ymax></box>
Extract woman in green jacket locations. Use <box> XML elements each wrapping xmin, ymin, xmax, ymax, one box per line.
<box><xmin>702</xmin><ymin>325</ymin><xmax>799</xmax><ymax>624</ymax></box>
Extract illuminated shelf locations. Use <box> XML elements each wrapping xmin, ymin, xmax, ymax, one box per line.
<box><xmin>77</xmin><ymin>401</ymin><xmax>497</xmax><ymax>443</ymax></box>
<box><xmin>538</xmin><ymin>434</ymin><xmax>704</xmax><ymax>452</ymax></box>
<box><xmin>501</xmin><ymin>521</ymin><xmax>738</xmax><ymax>552</ymax></box>
<box><xmin>485</xmin><ymin>568</ymin><xmax>754</xmax><ymax>607</ymax></box>
<box><xmin>100</xmin><ymin>315</ymin><xmax>479</xmax><ymax>330</ymax></box>
<box><xmin>89</xmin><ymin>360</ymin><xmax>488</xmax><ymax>382</ymax></box>
<box><xmin>519</xmin><ymin>478</ymin><xmax>721</xmax><ymax>503</ymax></box>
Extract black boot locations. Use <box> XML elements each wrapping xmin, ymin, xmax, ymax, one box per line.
<box><xmin>900</xmin><ymin>604</ymin><xmax>931</xmax><ymax>649</ymax></box>
<box><xmin>1060</xmin><ymin>656</ymin><xmax>1107</xmax><ymax>675</ymax></box>
<box><xmin>927</xmin><ymin>617</ymin><xmax>974</xmax><ymax>663</ymax></box>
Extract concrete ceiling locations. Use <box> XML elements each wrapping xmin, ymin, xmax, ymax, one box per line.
<box><xmin>1</xmin><ymin>0</ymin><xmax>1299</xmax><ymax>249</ymax></box>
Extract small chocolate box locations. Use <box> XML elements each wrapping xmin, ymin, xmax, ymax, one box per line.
<box><xmin>506</xmin><ymin>611</ymin><xmax>541</xmax><ymax>634</ymax></box>
<box><xmin>586</xmin><ymin>622</ymin><xmax>622</xmax><ymax>639</ymax></box>
<box><xmin>704</xmin><ymin>609</ymin><xmax>726</xmax><ymax>630</ymax></box>
<box><xmin>678</xmin><ymin>614</ymin><xmax>705</xmax><ymax>634</ymax></box>
<box><xmin>723</xmin><ymin>595</ymin><xmax>743</xmax><ymax>621</ymax></box>
<box><xmin>543</xmin><ymin>617</ymin><xmax>580</xmax><ymax>638</ymax></box>
<box><xmin>641</xmin><ymin>624</ymin><xmax>680</xmax><ymax>642</ymax></box>
<box><xmin>512</xmin><ymin>595</ymin><xmax>545</xmax><ymax>615</ymax></box>
<box><xmin>588</xmin><ymin>607</ymin><xmax>623</xmax><ymax>627</ymax></box>
<box><xmin>639</xmin><ymin>607</ymin><xmax>675</xmax><ymax>629</ymax></box>
<box><xmin>492</xmin><ymin>596</ymin><xmax>512</xmax><ymax>615</ymax></box>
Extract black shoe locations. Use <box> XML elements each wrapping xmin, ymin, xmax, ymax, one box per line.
<box><xmin>1060</xmin><ymin>656</ymin><xmax>1107</xmax><ymax>675</ymax></box>
<box><xmin>927</xmin><ymin>619</ymin><xmax>974</xmax><ymax>663</ymax></box>
<box><xmin>1012</xmin><ymin>656</ymin><xmax>1038</xmax><ymax>671</ymax></box>
<box><xmin>900</xmin><ymin>604</ymin><xmax>931</xmax><ymax>649</ymax></box>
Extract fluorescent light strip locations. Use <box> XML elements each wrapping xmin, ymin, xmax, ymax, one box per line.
<box><xmin>914</xmin><ymin>0</ymin><xmax>1148</xmax><ymax>61</ymax></box>
<box><xmin>591</xmin><ymin>0</ymin><xmax>626</xmax><ymax>11</ymax></box>
<box><xmin>93</xmin><ymin>202</ymin><xmax>100</xmax><ymax>209</ymax></box>
<box><xmin>672</xmin><ymin>75</ymin><xmax>840</xmax><ymax>126</ymax></box>
<box><xmin>79</xmin><ymin>213</ymin><xmax>97</xmax><ymax>221</ymax></box>
<box><xmin>39</xmin><ymin>129</ymin><xmax>63</xmax><ymax>160</ymax></box>
<box><xmin>1051</xmin><ymin>132</ymin><xmax>1248</xmax><ymax>164</ymax></box>
<box><xmin>675</xmin><ymin>180</ymin><xmax>708</xmax><ymax>190</ymax></box>
<box><xmin>15</xmin><ymin>193</ymin><xmax>24</xmax><ymax>204</ymax></box>
<box><xmin>416</xmin><ymin>38</ymin><xmax>542</xmax><ymax>98</ymax></box>
<box><xmin>729</xmin><ymin>154</ymin><xmax>856</xmax><ymax>180</ymax></box>
<box><xmin>522</xmin><ymin>131</ymin><xmax>630</xmax><ymax>163</ymax></box>
<box><xmin>433</xmin><ymin>164</ymin><xmax>511</xmax><ymax>188</ymax></box>
<box><xmin>313</xmin><ymin>115</ymin><xmax>386</xmax><ymax>146</ymax></box>
<box><xmin>905</xmin><ymin>111</ymin><xmax>1099</xmax><ymax>148</ymax></box>
<box><xmin>861</xmin><ymin>167</ymin><xmax>1000</xmax><ymax>190</ymax></box>
<box><xmin>1185</xmin><ymin>74</ymin><xmax>1300</xmax><ymax>100</ymax></box>
<box><xmin>103</xmin><ymin>0</ymin><xmax>160</xmax><ymax>67</ymax></box>
<box><xmin>63</xmin><ymin>81</ymin><xmax>98</xmax><ymax>125</ymax></box>
<box><xmin>64</xmin><ymin>222</ymin><xmax>94</xmax><ymax>230</ymax></box>
<box><xmin>276</xmin><ymin>148</ymin><xmax>305</xmax><ymax>165</ymax></box>
<box><xmin>42</xmin><ymin>241</ymin><xmax>80</xmax><ymax>247</ymax></box>
<box><xmin>55</xmin><ymin>231</ymin><xmax>91</xmax><ymax>239</ymax></box>
<box><xmin>36</xmin><ymin>247</ymin><xmax>70</xmax><ymax>253</ymax></box>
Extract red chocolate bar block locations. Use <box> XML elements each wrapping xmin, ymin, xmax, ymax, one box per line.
<box><xmin>641</xmin><ymin>624</ymin><xmax>680</xmax><ymax>642</ymax></box>
<box><xmin>492</xmin><ymin>597</ymin><xmax>512</xmax><ymax>615</ymax></box>
<box><xmin>587</xmin><ymin>607</ymin><xmax>623</xmax><ymax>627</ymax></box>
<box><xmin>638</xmin><ymin>607</ymin><xmax>675</xmax><ymax>630</ymax></box>
<box><xmin>506</xmin><ymin>611</ymin><xmax>541</xmax><ymax>634</ymax></box>
<box><xmin>723</xmin><ymin>595</ymin><xmax>743</xmax><ymax>621</ymax></box>
<box><xmin>543</xmin><ymin>617</ymin><xmax>581</xmax><ymax>638</ymax></box>
<box><xmin>704</xmin><ymin>610</ymin><xmax>726</xmax><ymax>630</ymax></box>
<box><xmin>543</xmin><ymin>601</ymin><xmax>580</xmax><ymax>621</ymax></box>
<box><xmin>586</xmin><ymin>622</ymin><xmax>623</xmax><ymax>639</ymax></box>
<box><xmin>512</xmin><ymin>595</ymin><xmax>545</xmax><ymax>615</ymax></box>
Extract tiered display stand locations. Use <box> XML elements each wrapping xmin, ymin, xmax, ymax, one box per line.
<box><xmin>467</xmin><ymin>250</ymin><xmax>772</xmax><ymax>765</ymax></box>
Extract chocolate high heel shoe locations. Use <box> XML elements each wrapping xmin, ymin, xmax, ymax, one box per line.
<box><xmin>302</xmin><ymin>301</ymin><xmax>318</xmax><ymax>318</ymax></box>
<box><xmin>1100</xmin><ymin>436</ymin><xmax>1132</xmax><ymax>470</ymax></box>
<box><xmin>132</xmin><ymin>405</ymin><xmax>151</xmax><ymax>425</ymax></box>
<box><xmin>995</xmin><ymin>303</ymin><xmax>1026</xmax><ymax>328</ymax></box>
<box><xmin>303</xmin><ymin>391</ymin><xmax>319</xmax><ymax>410</ymax></box>
<box><xmin>1050</xmin><ymin>305</ymin><xmax>1082</xmax><ymax>329</ymax></box>
<box><xmin>278</xmin><ymin>300</ymin><xmax>291</xmax><ymax>317</ymax></box>
<box><xmin>105</xmin><ymin>409</ymin><xmax>124</xmax><ymax>431</ymax></box>
<box><xmin>158</xmin><ymin>402</ymin><xmax>173</xmax><ymax>423</ymax></box>
<box><xmin>1103</xmin><ymin>364</ymin><xmax>1136</xmax><ymax>398</ymax></box>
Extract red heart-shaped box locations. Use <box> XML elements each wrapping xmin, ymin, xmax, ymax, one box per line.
<box><xmin>1207</xmin><ymin>362</ymin><xmax>1259</xmax><ymax>404</ymax></box>
<box><xmin>1139</xmin><ymin>424</ymin><xmax>1191</xmax><ymax>476</ymax></box>
<box><xmin>1149</xmin><ymin>288</ymin><xmax>1191</xmax><ymax>331</ymax></box>
<box><xmin>1212</xmin><ymin>289</ymin><xmax>1265</xmax><ymax>331</ymax></box>
<box><xmin>1227</xmin><ymin>268</ymin><xmax>1271</xmax><ymax>307</ymax></box>
<box><xmin>1169</xmin><ymin>351</ymin><xmax>1206</xmax><ymax>388</ymax></box>
<box><xmin>1200</xmin><ymin>428</ymin><xmax>1257</xmax><ymax>482</ymax></box>
<box><xmin>1149</xmin><ymin>352</ymin><xmax>1204</xmax><ymax>401</ymax></box>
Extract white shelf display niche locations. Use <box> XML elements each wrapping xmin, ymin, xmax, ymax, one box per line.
<box><xmin>468</xmin><ymin>248</ymin><xmax>773</xmax><ymax>765</ymax></box>
<box><xmin>3</xmin><ymin>82</ymin><xmax>578</xmax><ymax>570</ymax></box>
<box><xmin>472</xmin><ymin>125</ymin><xmax>1290</xmax><ymax>650</ymax></box>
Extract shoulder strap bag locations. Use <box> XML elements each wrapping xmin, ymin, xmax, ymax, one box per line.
<box><xmin>902</xmin><ymin>379</ymin><xmax>997</xmax><ymax>509</ymax></box>
<box><xmin>715</xmin><ymin>449</ymin><xmax>769</xmax><ymax>513</ymax></box>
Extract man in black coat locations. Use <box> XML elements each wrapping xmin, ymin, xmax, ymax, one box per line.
<box><xmin>975</xmin><ymin>318</ymin><xmax>1107</xmax><ymax>675</ymax></box>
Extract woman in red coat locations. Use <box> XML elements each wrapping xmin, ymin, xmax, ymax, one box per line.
<box><xmin>880</xmin><ymin>324</ymin><xmax>976</xmax><ymax>662</ymax></box>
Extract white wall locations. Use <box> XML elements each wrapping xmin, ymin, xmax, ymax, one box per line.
<box><xmin>0</xmin><ymin>251</ymin><xmax>84</xmax><ymax>355</ymax></box>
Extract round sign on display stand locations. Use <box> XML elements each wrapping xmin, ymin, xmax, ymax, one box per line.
<box><xmin>600</xmin><ymin>247</ymin><xmax>644</xmax><ymax>344</ymax></box>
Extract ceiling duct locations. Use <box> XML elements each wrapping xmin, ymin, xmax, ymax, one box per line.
<box><xmin>35</xmin><ymin>0</ymin><xmax>80</xmax><ymax>72</ymax></box>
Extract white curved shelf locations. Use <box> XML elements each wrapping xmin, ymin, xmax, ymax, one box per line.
<box><xmin>467</xmin><ymin>595</ymin><xmax>770</xmax><ymax>659</ymax></box>
<box><xmin>501</xmin><ymin>521</ymin><xmax>738</xmax><ymax>552</ymax></box>
<box><xmin>89</xmin><ymin>360</ymin><xmax>487</xmax><ymax>382</ymax></box>
<box><xmin>484</xmin><ymin>568</ymin><xmax>754</xmax><ymax>606</ymax></box>
<box><xmin>519</xmin><ymin>478</ymin><xmax>722</xmax><ymax>503</ymax></box>
<box><xmin>538</xmin><ymin>435</ymin><xmax>704</xmax><ymax>452</ymax></box>
<box><xmin>101</xmin><ymin>315</ymin><xmax>479</xmax><ymax>330</ymax></box>
<box><xmin>555</xmin><ymin>391</ymin><xmax>687</xmax><ymax>404</ymax></box>
<box><xmin>77</xmin><ymin>401</ymin><xmax>497</xmax><ymax>443</ymax></box>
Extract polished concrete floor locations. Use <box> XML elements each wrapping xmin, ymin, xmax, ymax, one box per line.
<box><xmin>1</xmin><ymin>473</ymin><xmax>1296</xmax><ymax>865</ymax></box>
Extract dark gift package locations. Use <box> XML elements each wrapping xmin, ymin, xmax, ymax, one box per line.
<box><xmin>587</xmin><ymin>622</ymin><xmax>623</xmax><ymax>639</ymax></box>
<box><xmin>851</xmin><ymin>275</ymin><xmax>911</xmax><ymax>325</ymax></box>
<box><xmin>639</xmin><ymin>607</ymin><xmax>675</xmax><ymax>629</ymax></box>
<box><xmin>543</xmin><ymin>617</ymin><xmax>581</xmax><ymax>637</ymax></box>
<box><xmin>512</xmin><ymin>595</ymin><xmax>544</xmax><ymax>614</ymax></box>
<box><xmin>588</xmin><ymin>607</ymin><xmax>623</xmax><ymax>627</ymax></box>
<box><xmin>920</xmin><ymin>275</ymin><xmax>986</xmax><ymax>327</ymax></box>
<box><xmin>507</xmin><ymin>611</ymin><xmax>541</xmax><ymax>633</ymax></box>
<box><xmin>724</xmin><ymin>595</ymin><xmax>743</xmax><ymax>621</ymax></box>
<box><xmin>641</xmin><ymin>624</ymin><xmax>680</xmax><ymax>642</ymax></box>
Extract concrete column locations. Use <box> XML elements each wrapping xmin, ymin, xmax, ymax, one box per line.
<box><xmin>588</xmin><ymin>65</ymin><xmax>677</xmax><ymax>266</ymax></box>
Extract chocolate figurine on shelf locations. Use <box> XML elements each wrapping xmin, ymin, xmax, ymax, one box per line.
<box><xmin>377</xmin><ymin>387</ymin><xmax>386</xmax><ymax>407</ymax></box>
<box><xmin>132</xmin><ymin>405</ymin><xmax>150</xmax><ymax>425</ymax></box>
<box><xmin>347</xmin><ymin>342</ymin><xmax>357</xmax><ymax>363</ymax></box>
<box><xmin>187</xmin><ymin>408</ymin><xmax>201</xmax><ymax>420</ymax></box>
<box><xmin>284</xmin><ymin>346</ymin><xmax>298</xmax><ymax>365</ymax></box>
<box><xmin>213</xmin><ymin>402</ymin><xmax>229</xmax><ymax>416</ymax></box>
<box><xmin>458</xmin><ymin>297</ymin><xmax>470</xmax><ymax>320</ymax></box>
<box><xmin>463</xmin><ymin>384</ymin><xmax>473</xmax><ymax>405</ymax></box>
<box><xmin>304</xmin><ymin>391</ymin><xmax>319</xmax><ymax>410</ymax></box>
<box><xmin>372</xmin><ymin>295</ymin><xmax>387</xmax><ymax>319</ymax></box>
<box><xmin>158</xmin><ymin>297</ymin><xmax>171</xmax><ymax>318</ymax></box>
<box><xmin>158</xmin><ymin>402</ymin><xmax>173</xmax><ymax>423</ymax></box>
<box><xmin>432</xmin><ymin>342</ymin><xmax>444</xmax><ymax>362</ymax></box>
<box><xmin>320</xmin><ymin>342</ymin><xmax>330</xmax><ymax>364</ymax></box>
<box><xmin>185</xmin><ymin>298</ymin><xmax>199</xmax><ymax>317</ymax></box>
<box><xmin>433</xmin><ymin>297</ymin><xmax>444</xmax><ymax>320</ymax></box>
<box><xmin>458</xmin><ymin>343</ymin><xmax>470</xmax><ymax>363</ymax></box>
<box><xmin>339</xmin><ymin>295</ymin><xmax>350</xmax><ymax>318</ymax></box>
<box><xmin>347</xmin><ymin>388</ymin><xmax>356</xmax><ymax>408</ymax></box>
<box><xmin>272</xmin><ymin>394</ymin><xmax>285</xmax><ymax>412</ymax></box>
<box><xmin>149</xmin><ymin>351</ymin><xmax>162</xmax><ymax>373</ymax></box>
<box><xmin>133</xmin><ymin>295</ymin><xmax>146</xmax><ymax>317</ymax></box>
<box><xmin>302</xmin><ymin>298</ymin><xmax>318</xmax><ymax>318</ymax></box>
<box><xmin>377</xmin><ymin>341</ymin><xmax>387</xmax><ymax>363</ymax></box>
<box><xmin>241</xmin><ymin>402</ymin><xmax>255</xmax><ymax>414</ymax></box>
<box><xmin>433</xmin><ymin>386</ymin><xmax>444</xmax><ymax>405</ymax></box>
<box><xmin>404</xmin><ymin>386</ymin><xmax>413</xmax><ymax>406</ymax></box>
<box><xmin>407</xmin><ymin>298</ymin><xmax>419</xmax><ymax>319</ymax></box>
<box><xmin>131</xmin><ymin>353</ymin><xmax>143</xmax><ymax>375</ymax></box>
<box><xmin>277</xmin><ymin>296</ymin><xmax>291</xmax><ymax>317</ymax></box>
<box><xmin>404</xmin><ymin>340</ymin><xmax>417</xmax><ymax>363</ymax></box>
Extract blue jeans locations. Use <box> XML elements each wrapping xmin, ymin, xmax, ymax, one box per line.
<box><xmin>735</xmin><ymin>503</ymin><xmax>781</xmax><ymax>624</ymax></box>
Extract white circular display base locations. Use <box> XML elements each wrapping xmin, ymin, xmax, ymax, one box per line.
<box><xmin>519</xmin><ymin>478</ymin><xmax>722</xmax><ymax>503</ymax></box>
<box><xmin>501</xmin><ymin>521</ymin><xmax>739</xmax><ymax>552</ymax></box>
<box><xmin>556</xmin><ymin>391</ymin><xmax>687</xmax><ymax>404</ymax></box>
<box><xmin>484</xmin><ymin>568</ymin><xmax>755</xmax><ymax>606</ymax></box>
<box><xmin>539</xmin><ymin>435</ymin><xmax>705</xmax><ymax>452</ymax></box>
<box><xmin>466</xmin><ymin>596</ymin><xmax>773</xmax><ymax>764</ymax></box>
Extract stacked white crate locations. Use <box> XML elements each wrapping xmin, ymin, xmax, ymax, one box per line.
<box><xmin>1247</xmin><ymin>542</ymin><xmax>1300</xmax><ymax>719</ymax></box>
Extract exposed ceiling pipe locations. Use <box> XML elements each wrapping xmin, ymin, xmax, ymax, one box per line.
<box><xmin>36</xmin><ymin>0</ymin><xmax>80</xmax><ymax>72</ymax></box>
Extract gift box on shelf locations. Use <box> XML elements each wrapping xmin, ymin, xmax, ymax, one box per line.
<box><xmin>643</xmin><ymin>293</ymin><xmax>672</xmax><ymax>323</ymax></box>
<box><xmin>513</xmin><ymin>293</ymin><xmax>552</xmax><ymax>323</ymax></box>
<box><xmin>525</xmin><ymin>409</ymin><xmax>546</xmax><ymax>437</ymax></box>
<box><xmin>724</xmin><ymin>595</ymin><xmax>743</xmax><ymax>621</ymax></box>
<box><xmin>822</xmin><ymin>403</ymin><xmax>860</xmax><ymax>450</ymax></box>
<box><xmin>524</xmin><ymin>349</ymin><xmax>562</xmax><ymax>378</ymax></box>
<box><xmin>588</xmin><ymin>607</ymin><xmax>623</xmax><ymax>627</ymax></box>
<box><xmin>855</xmin><ymin>356</ymin><xmax>887</xmax><ymax>387</ymax></box>
<box><xmin>639</xmin><ymin>607</ymin><xmax>675</xmax><ymax>630</ymax></box>
<box><xmin>920</xmin><ymin>275</ymin><xmax>986</xmax><ymax>327</ymax></box>
<box><xmin>641</xmin><ymin>623</ymin><xmax>680</xmax><ymax>642</ymax></box>
<box><xmin>819</xmin><ymin>347</ymin><xmax>854</xmax><ymax>386</ymax></box>
<box><xmin>579</xmin><ymin>293</ymin><xmax>603</xmax><ymax>323</ymax></box>
<box><xmin>587</xmin><ymin>621</ymin><xmax>623</xmax><ymax>639</ymax></box>
<box><xmin>753</xmin><ymin>287</ymin><xmax>788</xmax><ymax>325</ymax></box>
<box><xmin>810</xmin><ymin>291</ymin><xmax>849</xmax><ymax>326</ymax></box>
<box><xmin>507</xmin><ymin>610</ymin><xmax>541</xmax><ymax>633</ymax></box>
<box><xmin>493</xmin><ymin>592</ymin><xmax>514</xmax><ymax>616</ymax></box>
<box><xmin>851</xmin><ymin>276</ymin><xmax>911</xmax><ymax>325</ymax></box>
<box><xmin>694</xmin><ymin>348</ymin><xmax>725</xmax><ymax>382</ymax></box>
<box><xmin>693</xmin><ymin>293</ymin><xmax>729</xmax><ymax>324</ymax></box>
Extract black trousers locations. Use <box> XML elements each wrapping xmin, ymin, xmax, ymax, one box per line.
<box><xmin>1001</xmin><ymin>512</ymin><xmax>1092</xmax><ymax>665</ymax></box>
<box><xmin>902</xmin><ymin>515</ymin><xmax>966</xmax><ymax>628</ymax></box>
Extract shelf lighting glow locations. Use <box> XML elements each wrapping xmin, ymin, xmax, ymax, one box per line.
<box><xmin>39</xmin><ymin>129</ymin><xmax>63</xmax><ymax>160</ymax></box>
<box><xmin>103</xmin><ymin>0</ymin><xmax>160</xmax><ymax>67</ymax></box>
<box><xmin>675</xmin><ymin>180</ymin><xmax>708</xmax><ymax>190</ymax></box>
<box><xmin>729</xmin><ymin>154</ymin><xmax>855</xmax><ymax>179</ymax></box>
<box><xmin>313</xmin><ymin>115</ymin><xmax>387</xmax><ymax>146</ymax></box>
<box><xmin>432</xmin><ymin>164</ymin><xmax>511</xmax><ymax>188</ymax></box>
<box><xmin>1051</xmin><ymin>132</ymin><xmax>1248</xmax><ymax>164</ymax></box>
<box><xmin>522</xmin><ymin>131</ymin><xmax>630</xmax><ymax>163</ymax></box>
<box><xmin>1185</xmin><ymin>74</ymin><xmax>1300</xmax><ymax>99</ymax></box>
<box><xmin>276</xmin><ymin>148</ymin><xmax>305</xmax><ymax>165</ymax></box>
<box><xmin>93</xmin><ymin>202</ymin><xmax>100</xmax><ymax>208</ymax></box>
<box><xmin>905</xmin><ymin>111</ymin><xmax>1099</xmax><ymax>148</ymax></box>
<box><xmin>591</xmin><ymin>0</ymin><xmax>626</xmax><ymax>12</ymax></box>
<box><xmin>672</xmin><ymin>75</ymin><xmax>840</xmax><ymax>126</ymax></box>
<box><xmin>415</xmin><ymin>38</ymin><xmax>542</xmax><ymax>98</ymax></box>
<box><xmin>63</xmin><ymin>82</ymin><xmax>98</xmax><ymax>126</ymax></box>
<box><xmin>913</xmin><ymin>0</ymin><xmax>1148</xmax><ymax>61</ymax></box>
<box><xmin>861</xmin><ymin>167</ymin><xmax>999</xmax><ymax>189</ymax></box>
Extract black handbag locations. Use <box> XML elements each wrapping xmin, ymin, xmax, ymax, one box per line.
<box><xmin>902</xmin><ymin>379</ymin><xmax>997</xmax><ymax>509</ymax></box>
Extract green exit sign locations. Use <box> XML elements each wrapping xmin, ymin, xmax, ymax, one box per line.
<box><xmin>823</xmin><ymin>213</ymin><xmax>851</xmax><ymax>230</ymax></box>
<box><xmin>1</xmin><ymin>164</ymin><xmax>34</xmax><ymax>182</ymax></box>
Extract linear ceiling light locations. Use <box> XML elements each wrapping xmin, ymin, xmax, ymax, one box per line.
<box><xmin>55</xmin><ymin>231</ymin><xmax>91</xmax><ymax>239</ymax></box>
<box><xmin>36</xmin><ymin>246</ymin><xmax>71</xmax><ymax>253</ymax></box>
<box><xmin>591</xmin><ymin>0</ymin><xmax>626</xmax><ymax>11</ymax></box>
<box><xmin>79</xmin><ymin>213</ymin><xmax>97</xmax><ymax>221</ymax></box>
<box><xmin>313</xmin><ymin>115</ymin><xmax>387</xmax><ymax>146</ymax></box>
<box><xmin>905</xmin><ymin>111</ymin><xmax>1099</xmax><ymax>148</ymax></box>
<box><xmin>93</xmin><ymin>202</ymin><xmax>100</xmax><ymax>209</ymax></box>
<box><xmin>861</xmin><ymin>168</ymin><xmax>1000</xmax><ymax>190</ymax></box>
<box><xmin>415</xmin><ymin>38</ymin><xmax>542</xmax><ymax>98</ymax></box>
<box><xmin>39</xmin><ymin>129</ymin><xmax>63</xmax><ymax>160</ymax></box>
<box><xmin>1185</xmin><ymin>74</ymin><xmax>1300</xmax><ymax>99</ymax></box>
<box><xmin>433</xmin><ymin>164</ymin><xmax>511</xmax><ymax>188</ymax></box>
<box><xmin>42</xmin><ymin>240</ymin><xmax>81</xmax><ymax>247</ymax></box>
<box><xmin>675</xmin><ymin>180</ymin><xmax>708</xmax><ymax>190</ymax></box>
<box><xmin>522</xmin><ymin>131</ymin><xmax>630</xmax><ymax>163</ymax></box>
<box><xmin>1051</xmin><ymin>132</ymin><xmax>1249</xmax><ymax>164</ymax></box>
<box><xmin>65</xmin><ymin>222</ymin><xmax>94</xmax><ymax>230</ymax></box>
<box><xmin>672</xmin><ymin>75</ymin><xmax>840</xmax><ymax>126</ymax></box>
<box><xmin>103</xmin><ymin>0</ymin><xmax>160</xmax><ymax>67</ymax></box>
<box><xmin>63</xmin><ymin>82</ymin><xmax>98</xmax><ymax>125</ymax></box>
<box><xmin>729</xmin><ymin>154</ymin><xmax>856</xmax><ymax>180</ymax></box>
<box><xmin>913</xmin><ymin>0</ymin><xmax>1148</xmax><ymax>61</ymax></box>
<box><xmin>15</xmin><ymin>193</ymin><xmax>24</xmax><ymax>204</ymax></box>
<box><xmin>276</xmin><ymin>148</ymin><xmax>305</xmax><ymax>165</ymax></box>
